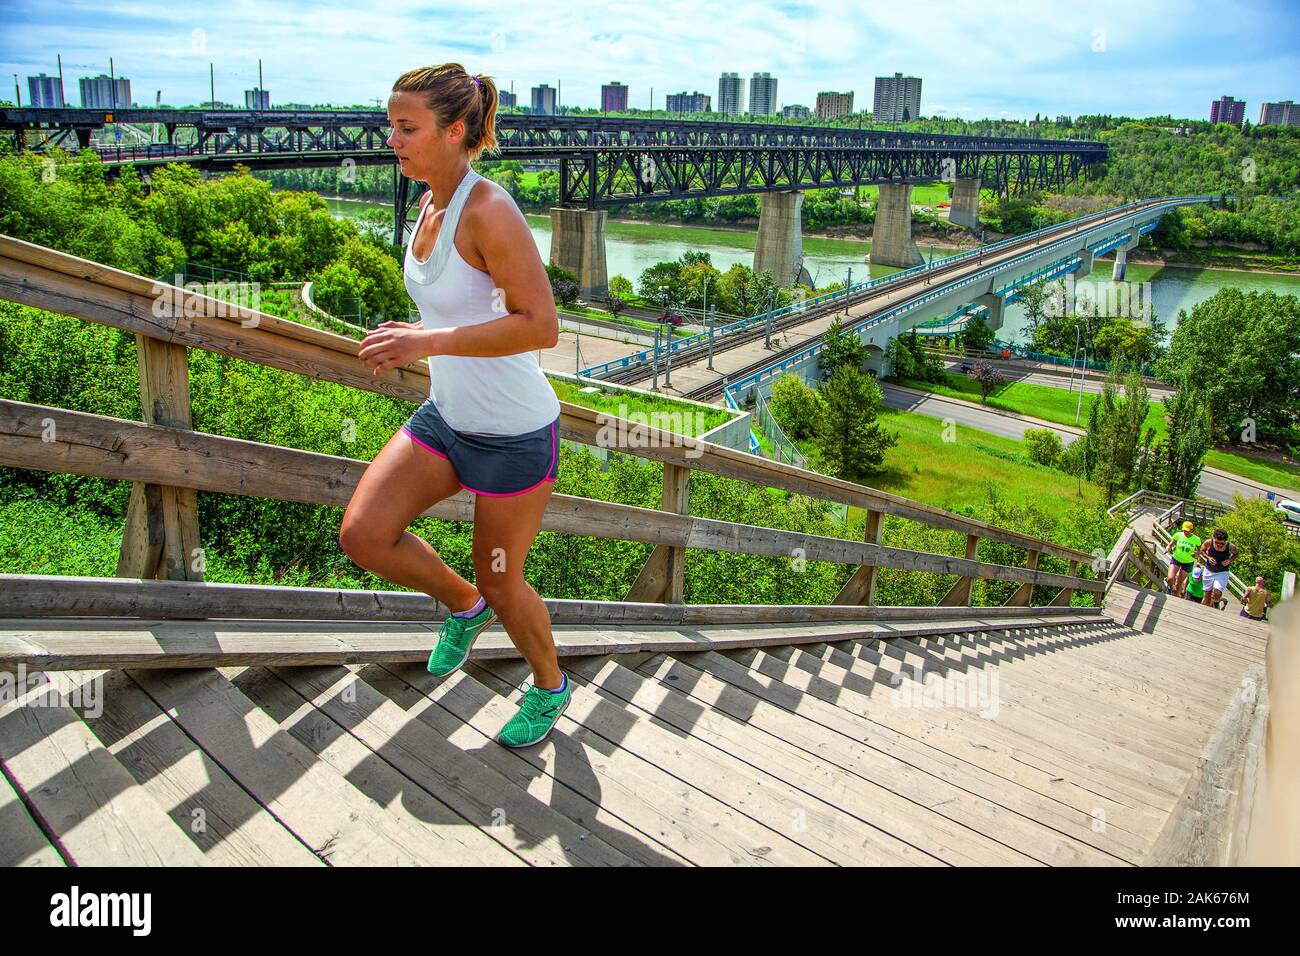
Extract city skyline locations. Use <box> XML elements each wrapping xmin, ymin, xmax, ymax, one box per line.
<box><xmin>2</xmin><ymin>0</ymin><xmax>1298</xmax><ymax>120</ymax></box>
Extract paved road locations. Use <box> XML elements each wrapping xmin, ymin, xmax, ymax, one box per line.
<box><xmin>939</xmin><ymin>360</ymin><xmax>1176</xmax><ymax>401</ymax></box>
<box><xmin>879</xmin><ymin>384</ymin><xmax>1280</xmax><ymax>506</ymax></box>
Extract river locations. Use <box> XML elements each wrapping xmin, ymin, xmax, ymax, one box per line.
<box><xmin>324</xmin><ymin>195</ymin><xmax>1300</xmax><ymax>343</ymax></box>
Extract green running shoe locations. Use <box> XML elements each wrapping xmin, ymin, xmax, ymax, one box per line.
<box><xmin>426</xmin><ymin>602</ymin><xmax>497</xmax><ymax>677</ymax></box>
<box><xmin>497</xmin><ymin>675</ymin><xmax>572</xmax><ymax>748</ymax></box>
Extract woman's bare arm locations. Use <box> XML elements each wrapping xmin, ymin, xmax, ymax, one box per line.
<box><xmin>358</xmin><ymin>184</ymin><xmax>558</xmax><ymax>374</ymax></box>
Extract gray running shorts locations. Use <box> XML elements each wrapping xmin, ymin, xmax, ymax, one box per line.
<box><xmin>401</xmin><ymin>397</ymin><xmax>559</xmax><ymax>497</ymax></box>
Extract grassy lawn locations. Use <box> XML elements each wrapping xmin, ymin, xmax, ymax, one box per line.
<box><xmin>560</xmin><ymin>305</ymin><xmax>693</xmax><ymax>338</ymax></box>
<box><xmin>894</xmin><ymin>372</ymin><xmax>1300</xmax><ymax>492</ymax></box>
<box><xmin>751</xmin><ymin>403</ymin><xmax>1100</xmax><ymax>518</ymax></box>
<box><xmin>549</xmin><ymin>377</ymin><xmax>732</xmax><ymax>437</ymax></box>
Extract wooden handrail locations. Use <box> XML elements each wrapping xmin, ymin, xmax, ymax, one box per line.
<box><xmin>0</xmin><ymin>233</ymin><xmax>1101</xmax><ymax>610</ymax></box>
<box><xmin>0</xmin><ymin>234</ymin><xmax>1097</xmax><ymax>566</ymax></box>
<box><xmin>0</xmin><ymin>400</ymin><xmax>1102</xmax><ymax>595</ymax></box>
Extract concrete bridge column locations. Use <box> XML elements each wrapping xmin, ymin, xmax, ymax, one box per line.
<box><xmin>973</xmin><ymin>293</ymin><xmax>1006</xmax><ymax>333</ymax></box>
<box><xmin>870</xmin><ymin>183</ymin><xmax>924</xmax><ymax>268</ymax></box>
<box><xmin>549</xmin><ymin>207</ymin><xmax>609</xmax><ymax>299</ymax></box>
<box><xmin>1075</xmin><ymin>248</ymin><xmax>1095</xmax><ymax>279</ymax></box>
<box><xmin>754</xmin><ymin>190</ymin><xmax>812</xmax><ymax>287</ymax></box>
<box><xmin>949</xmin><ymin>177</ymin><xmax>981</xmax><ymax>229</ymax></box>
<box><xmin>1112</xmin><ymin>228</ymin><xmax>1141</xmax><ymax>282</ymax></box>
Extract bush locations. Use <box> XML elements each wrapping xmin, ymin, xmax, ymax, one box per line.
<box><xmin>1023</xmin><ymin>428</ymin><xmax>1064</xmax><ymax>467</ymax></box>
<box><xmin>768</xmin><ymin>373</ymin><xmax>827</xmax><ymax>441</ymax></box>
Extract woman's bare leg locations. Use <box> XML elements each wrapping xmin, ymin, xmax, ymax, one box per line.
<box><xmin>470</xmin><ymin>481</ymin><xmax>561</xmax><ymax>688</ymax></box>
<box><xmin>339</xmin><ymin>429</ymin><xmax>480</xmax><ymax>614</ymax></box>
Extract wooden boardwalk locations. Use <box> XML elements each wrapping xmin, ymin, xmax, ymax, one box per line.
<box><xmin>1</xmin><ymin>584</ymin><xmax>1270</xmax><ymax>867</ymax></box>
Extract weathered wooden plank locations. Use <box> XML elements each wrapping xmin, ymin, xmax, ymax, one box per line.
<box><xmin>121</xmin><ymin>666</ymin><xmax>517</xmax><ymax>866</ymax></box>
<box><xmin>46</xmin><ymin>669</ymin><xmax>319</xmax><ymax>865</ymax></box>
<box><xmin>0</xmin><ymin>400</ymin><xmax>1101</xmax><ymax>594</ymax></box>
<box><xmin>0</xmin><ymin>675</ymin><xmax>206</xmax><ymax>865</ymax></box>
<box><xmin>552</xmin><ymin>656</ymin><xmax>938</xmax><ymax>866</ymax></box>
<box><xmin>267</xmin><ymin>663</ymin><xmax>631</xmax><ymax>866</ymax></box>
<box><xmin>0</xmin><ymin>614</ymin><xmax>1105</xmax><ymax>671</ymax></box>
<box><xmin>450</xmin><ymin>658</ymin><xmax>814</xmax><ymax>866</ymax></box>
<box><xmin>625</xmin><ymin>462</ymin><xmax>691</xmax><ymax>604</ymax></box>
<box><xmin>0</xmin><ymin>755</ymin><xmax>64</xmax><ymax>866</ymax></box>
<box><xmin>939</xmin><ymin>534</ymin><xmax>981</xmax><ymax>606</ymax></box>
<box><xmin>225</xmin><ymin>666</ymin><xmax>527</xmax><ymax>867</ymax></box>
<box><xmin>635</xmin><ymin>650</ymin><xmax>1135</xmax><ymax>865</ymax></box>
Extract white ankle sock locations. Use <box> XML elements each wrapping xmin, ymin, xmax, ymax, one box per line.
<box><xmin>452</xmin><ymin>595</ymin><xmax>486</xmax><ymax>619</ymax></box>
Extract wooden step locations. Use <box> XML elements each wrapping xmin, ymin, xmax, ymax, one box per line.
<box><xmin>0</xmin><ymin>613</ymin><xmax>1108</xmax><ymax>671</ymax></box>
<box><xmin>0</xmin><ymin>673</ymin><xmax>206</xmax><ymax>865</ymax></box>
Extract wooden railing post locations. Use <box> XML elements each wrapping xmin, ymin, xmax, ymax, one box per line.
<box><xmin>1003</xmin><ymin>549</ymin><xmax>1040</xmax><ymax>607</ymax></box>
<box><xmin>1050</xmin><ymin>560</ymin><xmax>1080</xmax><ymax>606</ymax></box>
<box><xmin>116</xmin><ymin>335</ymin><xmax>204</xmax><ymax>582</ymax></box>
<box><xmin>624</xmin><ymin>462</ymin><xmax>690</xmax><ymax>604</ymax></box>
<box><xmin>938</xmin><ymin>534</ymin><xmax>981</xmax><ymax>606</ymax></box>
<box><xmin>832</xmin><ymin>508</ymin><xmax>884</xmax><ymax>606</ymax></box>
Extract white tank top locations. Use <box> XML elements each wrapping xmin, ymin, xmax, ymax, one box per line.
<box><xmin>403</xmin><ymin>167</ymin><xmax>560</xmax><ymax>436</ymax></box>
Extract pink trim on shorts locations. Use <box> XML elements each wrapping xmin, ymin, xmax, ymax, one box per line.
<box><xmin>400</xmin><ymin>425</ymin><xmax>450</xmax><ymax>460</ymax></box>
<box><xmin>459</xmin><ymin>419</ymin><xmax>559</xmax><ymax>498</ymax></box>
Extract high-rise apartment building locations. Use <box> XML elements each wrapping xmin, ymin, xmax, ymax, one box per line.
<box><xmin>816</xmin><ymin>91</ymin><xmax>854</xmax><ymax>120</ymax></box>
<box><xmin>1210</xmin><ymin>96</ymin><xmax>1245</xmax><ymax>126</ymax></box>
<box><xmin>718</xmin><ymin>73</ymin><xmax>745</xmax><ymax>116</ymax></box>
<box><xmin>27</xmin><ymin>73</ymin><xmax>65</xmax><ymax>108</ymax></box>
<box><xmin>749</xmin><ymin>72</ymin><xmax>778</xmax><ymax>115</ymax></box>
<box><xmin>79</xmin><ymin>73</ymin><xmax>131</xmax><ymax>109</ymax></box>
<box><xmin>1259</xmin><ymin>100</ymin><xmax>1300</xmax><ymax>126</ymax></box>
<box><xmin>531</xmin><ymin>84</ymin><xmax>557</xmax><ymax>115</ymax></box>
<box><xmin>667</xmin><ymin>91</ymin><xmax>711</xmax><ymax>114</ymax></box>
<box><xmin>873</xmin><ymin>73</ymin><xmax>921</xmax><ymax>123</ymax></box>
<box><xmin>601</xmin><ymin>82</ymin><xmax>628</xmax><ymax>113</ymax></box>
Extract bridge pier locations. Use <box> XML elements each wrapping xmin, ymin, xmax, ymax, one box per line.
<box><xmin>1112</xmin><ymin>227</ymin><xmax>1141</xmax><ymax>282</ymax></box>
<box><xmin>754</xmin><ymin>190</ymin><xmax>813</xmax><ymax>287</ymax></box>
<box><xmin>949</xmin><ymin>177</ymin><xmax>981</xmax><ymax>229</ymax></box>
<box><xmin>973</xmin><ymin>293</ymin><xmax>1006</xmax><ymax>333</ymax></box>
<box><xmin>549</xmin><ymin>207</ymin><xmax>609</xmax><ymax>299</ymax></box>
<box><xmin>870</xmin><ymin>183</ymin><xmax>924</xmax><ymax>268</ymax></box>
<box><xmin>1075</xmin><ymin>248</ymin><xmax>1095</xmax><ymax>279</ymax></box>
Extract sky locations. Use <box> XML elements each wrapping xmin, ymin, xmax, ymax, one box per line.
<box><xmin>2</xmin><ymin>0</ymin><xmax>1298</xmax><ymax>121</ymax></box>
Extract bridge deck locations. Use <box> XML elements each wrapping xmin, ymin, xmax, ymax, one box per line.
<box><xmin>0</xmin><ymin>584</ymin><xmax>1269</xmax><ymax>866</ymax></box>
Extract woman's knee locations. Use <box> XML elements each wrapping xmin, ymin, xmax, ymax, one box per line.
<box><xmin>475</xmin><ymin>568</ymin><xmax>527</xmax><ymax>607</ymax></box>
<box><xmin>339</xmin><ymin>511</ymin><xmax>400</xmax><ymax>564</ymax></box>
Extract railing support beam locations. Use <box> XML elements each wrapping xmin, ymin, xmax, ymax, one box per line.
<box><xmin>624</xmin><ymin>462</ymin><xmax>691</xmax><ymax>604</ymax></box>
<box><xmin>833</xmin><ymin>509</ymin><xmax>885</xmax><ymax>606</ymax></box>
<box><xmin>116</xmin><ymin>336</ymin><xmax>203</xmax><ymax>582</ymax></box>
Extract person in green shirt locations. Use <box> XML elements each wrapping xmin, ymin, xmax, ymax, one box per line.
<box><xmin>1185</xmin><ymin>563</ymin><xmax>1206</xmax><ymax>603</ymax></box>
<box><xmin>1165</xmin><ymin>520</ymin><xmax>1202</xmax><ymax>597</ymax></box>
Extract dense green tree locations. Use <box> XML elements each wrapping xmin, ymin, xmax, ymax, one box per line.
<box><xmin>1155</xmin><ymin>383</ymin><xmax>1212</xmax><ymax>498</ymax></box>
<box><xmin>818</xmin><ymin>316</ymin><xmax>867</xmax><ymax>379</ymax></box>
<box><xmin>768</xmin><ymin>373</ymin><xmax>827</xmax><ymax>442</ymax></box>
<box><xmin>1155</xmin><ymin>288</ymin><xmax>1300</xmax><ymax>448</ymax></box>
<box><xmin>815</xmin><ymin>365</ymin><xmax>899</xmax><ymax>481</ymax></box>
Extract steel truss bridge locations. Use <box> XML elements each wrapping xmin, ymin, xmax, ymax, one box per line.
<box><xmin>1</xmin><ymin>108</ymin><xmax>1106</xmax><ymax>240</ymax></box>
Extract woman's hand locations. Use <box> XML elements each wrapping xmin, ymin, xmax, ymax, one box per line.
<box><xmin>358</xmin><ymin>321</ymin><xmax>451</xmax><ymax>374</ymax></box>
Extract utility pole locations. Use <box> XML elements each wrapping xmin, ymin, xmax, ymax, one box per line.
<box><xmin>209</xmin><ymin>62</ymin><xmax>215</xmax><ymax>107</ymax></box>
<box><xmin>765</xmin><ymin>289</ymin><xmax>774</xmax><ymax>348</ymax></box>
<box><xmin>651</xmin><ymin>322</ymin><xmax>660</xmax><ymax>390</ymax></box>
<box><xmin>707</xmin><ymin>305</ymin><xmax>716</xmax><ymax>370</ymax></box>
